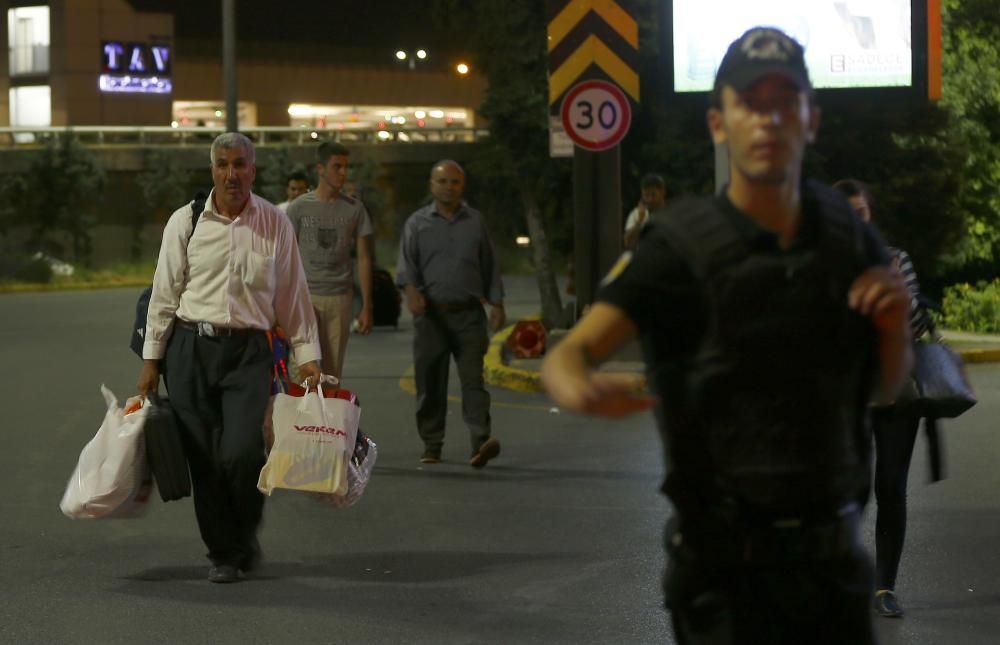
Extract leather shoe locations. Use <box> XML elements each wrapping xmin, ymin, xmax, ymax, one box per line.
<box><xmin>207</xmin><ymin>564</ymin><xmax>241</xmax><ymax>584</ymax></box>
<box><xmin>874</xmin><ymin>590</ymin><xmax>904</xmax><ymax>617</ymax></box>
<box><xmin>469</xmin><ymin>438</ymin><xmax>500</xmax><ymax>468</ymax></box>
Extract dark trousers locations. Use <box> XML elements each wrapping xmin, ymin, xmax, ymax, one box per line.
<box><xmin>664</xmin><ymin>520</ymin><xmax>876</xmax><ymax>645</ymax></box>
<box><xmin>413</xmin><ymin>307</ymin><xmax>491</xmax><ymax>455</ymax></box>
<box><xmin>164</xmin><ymin>326</ymin><xmax>272</xmax><ymax>566</ymax></box>
<box><xmin>871</xmin><ymin>407</ymin><xmax>920</xmax><ymax>590</ymax></box>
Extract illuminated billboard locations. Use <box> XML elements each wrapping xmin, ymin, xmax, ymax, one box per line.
<box><xmin>672</xmin><ymin>0</ymin><xmax>920</xmax><ymax>92</ymax></box>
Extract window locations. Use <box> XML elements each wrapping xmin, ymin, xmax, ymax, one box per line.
<box><xmin>10</xmin><ymin>85</ymin><xmax>51</xmax><ymax>127</ymax></box>
<box><xmin>8</xmin><ymin>6</ymin><xmax>50</xmax><ymax>76</ymax></box>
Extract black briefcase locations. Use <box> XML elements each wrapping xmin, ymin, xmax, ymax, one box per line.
<box><xmin>144</xmin><ymin>395</ymin><xmax>192</xmax><ymax>502</ymax></box>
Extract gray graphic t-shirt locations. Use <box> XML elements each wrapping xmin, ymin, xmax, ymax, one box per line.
<box><xmin>286</xmin><ymin>191</ymin><xmax>373</xmax><ymax>295</ymax></box>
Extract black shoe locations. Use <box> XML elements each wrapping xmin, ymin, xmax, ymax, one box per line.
<box><xmin>207</xmin><ymin>564</ymin><xmax>241</xmax><ymax>584</ymax></box>
<box><xmin>874</xmin><ymin>590</ymin><xmax>904</xmax><ymax>617</ymax></box>
<box><xmin>469</xmin><ymin>438</ymin><xmax>500</xmax><ymax>468</ymax></box>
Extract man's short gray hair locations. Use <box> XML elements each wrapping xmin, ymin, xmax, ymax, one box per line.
<box><xmin>210</xmin><ymin>132</ymin><xmax>255</xmax><ymax>165</ymax></box>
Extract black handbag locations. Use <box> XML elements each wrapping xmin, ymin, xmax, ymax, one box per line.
<box><xmin>898</xmin><ymin>337</ymin><xmax>977</xmax><ymax>419</ymax></box>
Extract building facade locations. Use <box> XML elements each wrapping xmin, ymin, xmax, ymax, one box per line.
<box><xmin>1</xmin><ymin>0</ymin><xmax>485</xmax><ymax>130</ymax></box>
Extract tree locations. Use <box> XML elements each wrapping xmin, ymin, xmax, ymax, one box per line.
<box><xmin>937</xmin><ymin>0</ymin><xmax>1000</xmax><ymax>274</ymax></box>
<box><xmin>434</xmin><ymin>0</ymin><xmax>569</xmax><ymax>328</ymax></box>
<box><xmin>20</xmin><ymin>134</ymin><xmax>105</xmax><ymax>264</ymax></box>
<box><xmin>134</xmin><ymin>150</ymin><xmax>192</xmax><ymax>261</ymax></box>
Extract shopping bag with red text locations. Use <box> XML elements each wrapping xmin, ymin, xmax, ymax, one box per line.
<box><xmin>257</xmin><ymin>378</ymin><xmax>360</xmax><ymax>496</ymax></box>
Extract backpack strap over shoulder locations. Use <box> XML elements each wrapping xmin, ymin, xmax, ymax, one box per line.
<box><xmin>808</xmin><ymin>180</ymin><xmax>866</xmax><ymax>278</ymax></box>
<box><xmin>190</xmin><ymin>193</ymin><xmax>207</xmax><ymax>238</ymax></box>
<box><xmin>650</xmin><ymin>197</ymin><xmax>749</xmax><ymax>283</ymax></box>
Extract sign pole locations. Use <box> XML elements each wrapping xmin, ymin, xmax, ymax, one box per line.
<box><xmin>573</xmin><ymin>147</ymin><xmax>621</xmax><ymax>313</ymax></box>
<box><xmin>222</xmin><ymin>0</ymin><xmax>238</xmax><ymax>133</ymax></box>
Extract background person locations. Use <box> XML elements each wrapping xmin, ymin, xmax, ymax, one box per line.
<box><xmin>275</xmin><ymin>170</ymin><xmax>310</xmax><ymax>213</ymax></box>
<box><xmin>542</xmin><ymin>28</ymin><xmax>912</xmax><ymax>644</ymax></box>
<box><xmin>287</xmin><ymin>141</ymin><xmax>374</xmax><ymax>382</ymax></box>
<box><xmin>835</xmin><ymin>177</ymin><xmax>932</xmax><ymax>619</ymax></box>
<box><xmin>623</xmin><ymin>173</ymin><xmax>667</xmax><ymax>249</ymax></box>
<box><xmin>137</xmin><ymin>132</ymin><xmax>322</xmax><ymax>584</ymax></box>
<box><xmin>395</xmin><ymin>160</ymin><xmax>505</xmax><ymax>467</ymax></box>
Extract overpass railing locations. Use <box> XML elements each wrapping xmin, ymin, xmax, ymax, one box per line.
<box><xmin>0</xmin><ymin>126</ymin><xmax>490</xmax><ymax>148</ymax></box>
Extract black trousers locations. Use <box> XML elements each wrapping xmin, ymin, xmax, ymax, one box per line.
<box><xmin>664</xmin><ymin>519</ymin><xmax>876</xmax><ymax>645</ymax></box>
<box><xmin>413</xmin><ymin>307</ymin><xmax>491</xmax><ymax>455</ymax></box>
<box><xmin>871</xmin><ymin>407</ymin><xmax>920</xmax><ymax>590</ymax></box>
<box><xmin>164</xmin><ymin>326</ymin><xmax>271</xmax><ymax>566</ymax></box>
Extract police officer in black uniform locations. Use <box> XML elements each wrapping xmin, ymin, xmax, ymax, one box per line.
<box><xmin>542</xmin><ymin>27</ymin><xmax>913</xmax><ymax>645</ymax></box>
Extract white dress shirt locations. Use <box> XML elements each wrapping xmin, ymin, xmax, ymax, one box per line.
<box><xmin>143</xmin><ymin>190</ymin><xmax>321</xmax><ymax>364</ymax></box>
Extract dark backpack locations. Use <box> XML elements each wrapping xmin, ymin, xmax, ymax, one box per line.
<box><xmin>130</xmin><ymin>195</ymin><xmax>206</xmax><ymax>358</ymax></box>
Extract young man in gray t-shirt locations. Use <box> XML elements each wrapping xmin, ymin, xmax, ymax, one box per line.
<box><xmin>286</xmin><ymin>141</ymin><xmax>374</xmax><ymax>382</ymax></box>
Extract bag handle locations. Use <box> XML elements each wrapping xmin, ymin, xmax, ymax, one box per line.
<box><xmin>295</xmin><ymin>375</ymin><xmax>340</xmax><ymax>427</ymax></box>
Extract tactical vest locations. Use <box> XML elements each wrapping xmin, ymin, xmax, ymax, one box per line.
<box><xmin>652</xmin><ymin>181</ymin><xmax>877</xmax><ymax>517</ymax></box>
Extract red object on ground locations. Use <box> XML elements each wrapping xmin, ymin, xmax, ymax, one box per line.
<box><xmin>507</xmin><ymin>320</ymin><xmax>547</xmax><ymax>358</ymax></box>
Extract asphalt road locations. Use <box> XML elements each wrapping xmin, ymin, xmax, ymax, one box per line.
<box><xmin>1</xmin><ymin>283</ymin><xmax>998</xmax><ymax>644</ymax></box>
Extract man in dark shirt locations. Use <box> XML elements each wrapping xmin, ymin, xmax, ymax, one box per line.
<box><xmin>396</xmin><ymin>160</ymin><xmax>505</xmax><ymax>467</ymax></box>
<box><xmin>542</xmin><ymin>27</ymin><xmax>912</xmax><ymax>644</ymax></box>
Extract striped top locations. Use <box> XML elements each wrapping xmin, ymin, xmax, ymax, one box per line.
<box><xmin>889</xmin><ymin>246</ymin><xmax>931</xmax><ymax>339</ymax></box>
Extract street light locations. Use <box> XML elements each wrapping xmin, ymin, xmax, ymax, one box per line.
<box><xmin>456</xmin><ymin>62</ymin><xmax>470</xmax><ymax>75</ymax></box>
<box><xmin>395</xmin><ymin>49</ymin><xmax>428</xmax><ymax>71</ymax></box>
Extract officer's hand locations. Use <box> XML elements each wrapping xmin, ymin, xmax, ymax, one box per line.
<box><xmin>297</xmin><ymin>360</ymin><xmax>322</xmax><ymax>388</ymax></box>
<box><xmin>553</xmin><ymin>372</ymin><xmax>655</xmax><ymax>418</ymax></box>
<box><xmin>357</xmin><ymin>304</ymin><xmax>373</xmax><ymax>336</ymax></box>
<box><xmin>137</xmin><ymin>360</ymin><xmax>160</xmax><ymax>397</ymax></box>
<box><xmin>848</xmin><ymin>266</ymin><xmax>910</xmax><ymax>333</ymax></box>
<box><xmin>405</xmin><ymin>285</ymin><xmax>426</xmax><ymax>317</ymax></box>
<box><xmin>489</xmin><ymin>304</ymin><xmax>506</xmax><ymax>333</ymax></box>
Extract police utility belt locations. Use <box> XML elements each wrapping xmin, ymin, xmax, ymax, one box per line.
<box><xmin>672</xmin><ymin>502</ymin><xmax>861</xmax><ymax>567</ymax></box>
<box><xmin>175</xmin><ymin>319</ymin><xmax>261</xmax><ymax>337</ymax></box>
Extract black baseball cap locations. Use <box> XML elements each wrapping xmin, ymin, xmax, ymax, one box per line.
<box><xmin>714</xmin><ymin>27</ymin><xmax>812</xmax><ymax>92</ymax></box>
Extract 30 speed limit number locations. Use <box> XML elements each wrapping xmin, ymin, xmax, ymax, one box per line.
<box><xmin>560</xmin><ymin>80</ymin><xmax>632</xmax><ymax>151</ymax></box>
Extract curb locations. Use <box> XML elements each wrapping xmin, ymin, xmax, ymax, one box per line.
<box><xmin>483</xmin><ymin>321</ymin><xmax>545</xmax><ymax>393</ymax></box>
<box><xmin>960</xmin><ymin>347</ymin><xmax>1000</xmax><ymax>364</ymax></box>
<box><xmin>483</xmin><ymin>321</ymin><xmax>1000</xmax><ymax>394</ymax></box>
<box><xmin>0</xmin><ymin>279</ymin><xmax>149</xmax><ymax>294</ymax></box>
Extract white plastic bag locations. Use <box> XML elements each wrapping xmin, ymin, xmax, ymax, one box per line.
<box><xmin>60</xmin><ymin>386</ymin><xmax>153</xmax><ymax>519</ymax></box>
<box><xmin>311</xmin><ymin>431</ymin><xmax>378</xmax><ymax>509</ymax></box>
<box><xmin>258</xmin><ymin>379</ymin><xmax>360</xmax><ymax>497</ymax></box>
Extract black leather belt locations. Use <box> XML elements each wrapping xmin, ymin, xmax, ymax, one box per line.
<box><xmin>428</xmin><ymin>300</ymin><xmax>482</xmax><ymax>312</ymax></box>
<box><xmin>175</xmin><ymin>319</ymin><xmax>260</xmax><ymax>337</ymax></box>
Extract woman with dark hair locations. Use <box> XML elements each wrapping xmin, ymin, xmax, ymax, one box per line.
<box><xmin>834</xmin><ymin>178</ymin><xmax>932</xmax><ymax>618</ymax></box>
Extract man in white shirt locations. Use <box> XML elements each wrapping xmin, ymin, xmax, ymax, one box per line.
<box><xmin>275</xmin><ymin>170</ymin><xmax>310</xmax><ymax>212</ymax></box>
<box><xmin>137</xmin><ymin>132</ymin><xmax>322</xmax><ymax>584</ymax></box>
<box><xmin>623</xmin><ymin>173</ymin><xmax>667</xmax><ymax>249</ymax></box>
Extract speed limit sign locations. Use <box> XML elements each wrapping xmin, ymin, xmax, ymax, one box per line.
<box><xmin>560</xmin><ymin>80</ymin><xmax>632</xmax><ymax>151</ymax></box>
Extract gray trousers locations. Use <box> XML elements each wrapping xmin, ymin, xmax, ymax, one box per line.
<box><xmin>413</xmin><ymin>307</ymin><xmax>491</xmax><ymax>455</ymax></box>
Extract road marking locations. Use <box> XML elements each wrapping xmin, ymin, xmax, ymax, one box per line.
<box><xmin>398</xmin><ymin>366</ymin><xmax>555</xmax><ymax>412</ymax></box>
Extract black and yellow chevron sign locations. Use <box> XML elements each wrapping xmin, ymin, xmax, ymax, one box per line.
<box><xmin>547</xmin><ymin>0</ymin><xmax>639</xmax><ymax>115</ymax></box>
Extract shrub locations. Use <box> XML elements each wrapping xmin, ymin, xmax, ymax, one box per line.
<box><xmin>5</xmin><ymin>256</ymin><xmax>54</xmax><ymax>284</ymax></box>
<box><xmin>941</xmin><ymin>279</ymin><xmax>1000</xmax><ymax>334</ymax></box>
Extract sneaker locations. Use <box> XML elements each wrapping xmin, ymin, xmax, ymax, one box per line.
<box><xmin>420</xmin><ymin>450</ymin><xmax>441</xmax><ymax>464</ymax></box>
<box><xmin>469</xmin><ymin>438</ymin><xmax>501</xmax><ymax>469</ymax></box>
<box><xmin>207</xmin><ymin>564</ymin><xmax>241</xmax><ymax>584</ymax></box>
<box><xmin>874</xmin><ymin>590</ymin><xmax>904</xmax><ymax>618</ymax></box>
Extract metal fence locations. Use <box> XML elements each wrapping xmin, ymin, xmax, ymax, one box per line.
<box><xmin>0</xmin><ymin>125</ymin><xmax>490</xmax><ymax>148</ymax></box>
